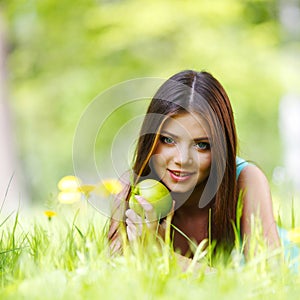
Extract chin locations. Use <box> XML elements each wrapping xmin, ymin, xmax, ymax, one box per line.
<box><xmin>164</xmin><ymin>182</ymin><xmax>196</xmax><ymax>194</ymax></box>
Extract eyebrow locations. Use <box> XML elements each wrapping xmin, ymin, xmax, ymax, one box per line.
<box><xmin>160</xmin><ymin>130</ymin><xmax>209</xmax><ymax>141</ymax></box>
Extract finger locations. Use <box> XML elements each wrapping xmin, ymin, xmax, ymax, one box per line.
<box><xmin>125</xmin><ymin>208</ymin><xmax>143</xmax><ymax>224</ymax></box>
<box><xmin>126</xmin><ymin>219</ymin><xmax>142</xmax><ymax>241</ymax></box>
<box><xmin>126</xmin><ymin>213</ymin><xmax>154</xmax><ymax>234</ymax></box>
<box><xmin>126</xmin><ymin>216</ymin><xmax>143</xmax><ymax>238</ymax></box>
<box><xmin>134</xmin><ymin>195</ymin><xmax>157</xmax><ymax>222</ymax></box>
<box><xmin>110</xmin><ymin>237</ymin><xmax>122</xmax><ymax>253</ymax></box>
<box><xmin>126</xmin><ymin>223</ymin><xmax>135</xmax><ymax>241</ymax></box>
<box><xmin>134</xmin><ymin>195</ymin><xmax>153</xmax><ymax>211</ymax></box>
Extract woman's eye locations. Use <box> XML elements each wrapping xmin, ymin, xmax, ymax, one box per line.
<box><xmin>196</xmin><ymin>142</ymin><xmax>210</xmax><ymax>150</ymax></box>
<box><xmin>161</xmin><ymin>136</ymin><xmax>174</xmax><ymax>144</ymax></box>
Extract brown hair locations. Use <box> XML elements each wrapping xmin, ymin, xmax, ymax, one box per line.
<box><xmin>108</xmin><ymin>70</ymin><xmax>238</xmax><ymax>250</ymax></box>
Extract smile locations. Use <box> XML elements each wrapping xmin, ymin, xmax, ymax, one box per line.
<box><xmin>168</xmin><ymin>169</ymin><xmax>195</xmax><ymax>181</ymax></box>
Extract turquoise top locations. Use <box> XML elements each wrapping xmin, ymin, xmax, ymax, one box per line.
<box><xmin>236</xmin><ymin>157</ymin><xmax>250</xmax><ymax>179</ymax></box>
<box><xmin>235</xmin><ymin>157</ymin><xmax>299</xmax><ymax>271</ymax></box>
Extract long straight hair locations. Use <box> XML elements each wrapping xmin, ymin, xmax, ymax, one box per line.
<box><xmin>109</xmin><ymin>70</ymin><xmax>238</xmax><ymax>249</ymax></box>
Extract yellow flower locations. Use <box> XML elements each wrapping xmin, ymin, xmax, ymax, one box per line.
<box><xmin>44</xmin><ymin>210</ymin><xmax>57</xmax><ymax>221</ymax></box>
<box><xmin>57</xmin><ymin>175</ymin><xmax>82</xmax><ymax>204</ymax></box>
<box><xmin>288</xmin><ymin>227</ymin><xmax>300</xmax><ymax>244</ymax></box>
<box><xmin>57</xmin><ymin>176</ymin><xmax>123</xmax><ymax>203</ymax></box>
<box><xmin>58</xmin><ymin>191</ymin><xmax>82</xmax><ymax>204</ymax></box>
<box><xmin>93</xmin><ymin>179</ymin><xmax>123</xmax><ymax>197</ymax></box>
<box><xmin>57</xmin><ymin>175</ymin><xmax>82</xmax><ymax>192</ymax></box>
<box><xmin>78</xmin><ymin>184</ymin><xmax>95</xmax><ymax>197</ymax></box>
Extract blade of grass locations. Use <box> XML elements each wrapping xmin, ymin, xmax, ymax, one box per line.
<box><xmin>170</xmin><ymin>224</ymin><xmax>197</xmax><ymax>250</ymax></box>
<box><xmin>0</xmin><ymin>211</ymin><xmax>14</xmax><ymax>227</ymax></box>
<box><xmin>0</xmin><ymin>172</ymin><xmax>15</xmax><ymax>213</ymax></box>
<box><xmin>186</xmin><ymin>239</ymin><xmax>208</xmax><ymax>273</ymax></box>
<box><xmin>291</xmin><ymin>197</ymin><xmax>295</xmax><ymax>229</ymax></box>
<box><xmin>0</xmin><ymin>246</ymin><xmax>28</xmax><ymax>255</ymax></box>
<box><xmin>208</xmin><ymin>208</ymin><xmax>212</xmax><ymax>266</ymax></box>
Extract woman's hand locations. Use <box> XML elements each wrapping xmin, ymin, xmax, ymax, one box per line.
<box><xmin>125</xmin><ymin>195</ymin><xmax>158</xmax><ymax>241</ymax></box>
<box><xmin>125</xmin><ymin>195</ymin><xmax>175</xmax><ymax>242</ymax></box>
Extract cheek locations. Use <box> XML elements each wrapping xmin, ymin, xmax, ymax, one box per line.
<box><xmin>149</xmin><ymin>154</ymin><xmax>168</xmax><ymax>179</ymax></box>
<box><xmin>153</xmin><ymin>145</ymin><xmax>172</xmax><ymax>163</ymax></box>
<box><xmin>197</xmin><ymin>154</ymin><xmax>211</xmax><ymax>172</ymax></box>
<box><xmin>151</xmin><ymin>153</ymin><xmax>167</xmax><ymax>169</ymax></box>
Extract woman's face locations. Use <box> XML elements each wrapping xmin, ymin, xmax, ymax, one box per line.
<box><xmin>151</xmin><ymin>112</ymin><xmax>212</xmax><ymax>194</ymax></box>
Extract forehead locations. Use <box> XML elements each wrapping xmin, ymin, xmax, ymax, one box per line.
<box><xmin>162</xmin><ymin>112</ymin><xmax>209</xmax><ymax>137</ymax></box>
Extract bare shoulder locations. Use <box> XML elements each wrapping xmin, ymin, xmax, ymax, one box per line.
<box><xmin>237</xmin><ymin>163</ymin><xmax>269</xmax><ymax>189</ymax></box>
<box><xmin>237</xmin><ymin>163</ymin><xmax>280</xmax><ymax>248</ymax></box>
<box><xmin>237</xmin><ymin>163</ymin><xmax>272</xmax><ymax>207</ymax></box>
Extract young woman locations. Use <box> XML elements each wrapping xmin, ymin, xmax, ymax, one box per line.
<box><xmin>108</xmin><ymin>70</ymin><xmax>280</xmax><ymax>258</ymax></box>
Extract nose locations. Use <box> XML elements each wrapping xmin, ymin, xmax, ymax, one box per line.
<box><xmin>174</xmin><ymin>144</ymin><xmax>193</xmax><ymax>166</ymax></box>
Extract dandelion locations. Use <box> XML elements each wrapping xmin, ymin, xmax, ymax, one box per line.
<box><xmin>57</xmin><ymin>175</ymin><xmax>82</xmax><ymax>204</ymax></box>
<box><xmin>78</xmin><ymin>184</ymin><xmax>95</xmax><ymax>197</ymax></box>
<box><xmin>93</xmin><ymin>179</ymin><xmax>123</xmax><ymax>197</ymax></box>
<box><xmin>44</xmin><ymin>210</ymin><xmax>57</xmax><ymax>221</ymax></box>
<box><xmin>57</xmin><ymin>175</ymin><xmax>82</xmax><ymax>192</ymax></box>
<box><xmin>288</xmin><ymin>227</ymin><xmax>300</xmax><ymax>244</ymax></box>
<box><xmin>57</xmin><ymin>175</ymin><xmax>123</xmax><ymax>204</ymax></box>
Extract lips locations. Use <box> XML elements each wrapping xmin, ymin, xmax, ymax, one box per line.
<box><xmin>168</xmin><ymin>169</ymin><xmax>195</xmax><ymax>182</ymax></box>
<box><xmin>170</xmin><ymin>171</ymin><xmax>191</xmax><ymax>177</ymax></box>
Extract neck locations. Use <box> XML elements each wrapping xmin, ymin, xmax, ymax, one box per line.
<box><xmin>172</xmin><ymin>183</ymin><xmax>208</xmax><ymax>213</ymax></box>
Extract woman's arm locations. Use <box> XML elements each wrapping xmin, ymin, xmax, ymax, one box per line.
<box><xmin>107</xmin><ymin>172</ymin><xmax>132</xmax><ymax>254</ymax></box>
<box><xmin>238</xmin><ymin>164</ymin><xmax>280</xmax><ymax>253</ymax></box>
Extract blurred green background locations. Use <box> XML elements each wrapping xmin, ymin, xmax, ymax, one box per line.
<box><xmin>1</xmin><ymin>0</ymin><xmax>300</xmax><ymax>205</ymax></box>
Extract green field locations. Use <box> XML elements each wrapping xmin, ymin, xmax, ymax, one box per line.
<box><xmin>1</xmin><ymin>1</ymin><xmax>300</xmax><ymax>298</ymax></box>
<box><xmin>1</xmin><ymin>198</ymin><xmax>300</xmax><ymax>300</ymax></box>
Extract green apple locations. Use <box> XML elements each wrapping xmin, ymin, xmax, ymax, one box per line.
<box><xmin>129</xmin><ymin>179</ymin><xmax>172</xmax><ymax>220</ymax></box>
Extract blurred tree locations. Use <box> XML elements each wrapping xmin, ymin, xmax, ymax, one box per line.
<box><xmin>243</xmin><ymin>0</ymin><xmax>278</xmax><ymax>25</ymax></box>
<box><xmin>277</xmin><ymin>0</ymin><xmax>300</xmax><ymax>193</ymax></box>
<box><xmin>2</xmin><ymin>0</ymin><xmax>294</xmax><ymax>203</ymax></box>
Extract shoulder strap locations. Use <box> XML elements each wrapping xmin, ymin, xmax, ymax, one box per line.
<box><xmin>236</xmin><ymin>157</ymin><xmax>250</xmax><ymax>180</ymax></box>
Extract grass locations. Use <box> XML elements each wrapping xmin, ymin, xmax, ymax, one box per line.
<box><xmin>0</xmin><ymin>199</ymin><xmax>300</xmax><ymax>300</ymax></box>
